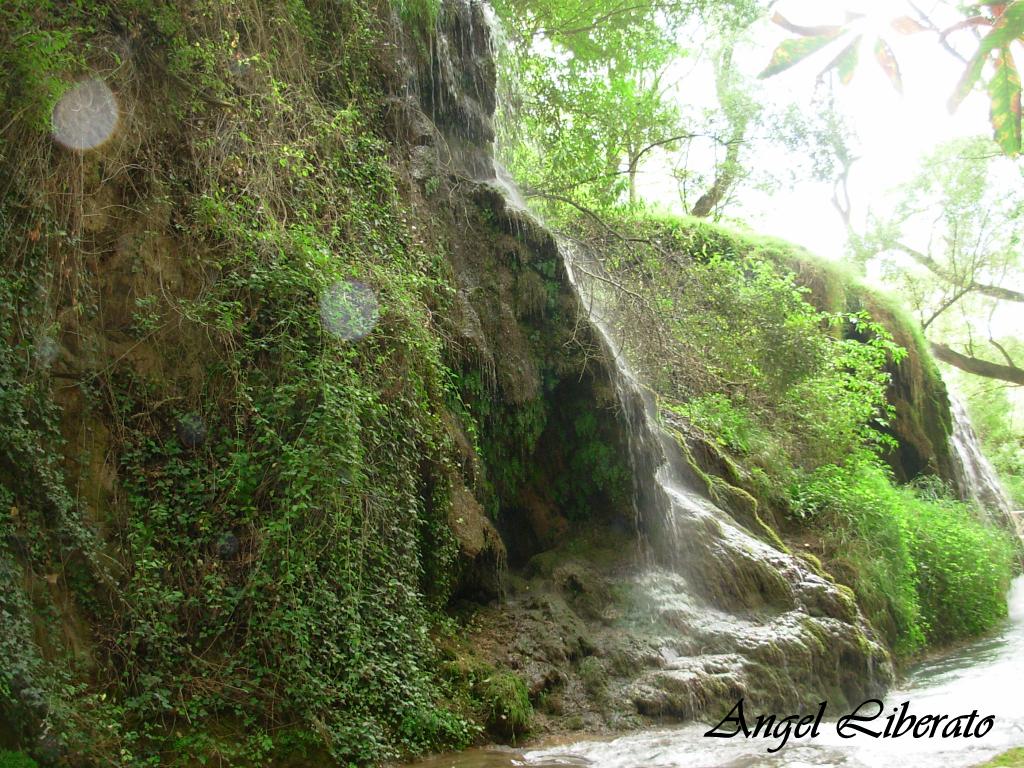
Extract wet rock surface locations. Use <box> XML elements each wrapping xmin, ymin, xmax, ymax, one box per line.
<box><xmin>463</xmin><ymin>528</ymin><xmax>889</xmax><ymax>739</ymax></box>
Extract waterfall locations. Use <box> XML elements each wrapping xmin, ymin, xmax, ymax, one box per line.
<box><xmin>947</xmin><ymin>392</ymin><xmax>1013</xmax><ymax>517</ymax></box>
<box><xmin>422</xmin><ymin>0</ymin><xmax>893</xmax><ymax>710</ymax></box>
<box><xmin>560</xmin><ymin>240</ymin><xmax>824</xmax><ymax>602</ymax></box>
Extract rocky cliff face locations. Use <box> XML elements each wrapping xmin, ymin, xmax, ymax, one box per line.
<box><xmin>0</xmin><ymin>0</ymin><xmax>969</xmax><ymax>763</ymax></box>
<box><xmin>396</xmin><ymin>0</ymin><xmax>892</xmax><ymax>740</ymax></box>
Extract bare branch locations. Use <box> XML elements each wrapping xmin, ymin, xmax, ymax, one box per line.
<box><xmin>891</xmin><ymin>241</ymin><xmax>1024</xmax><ymax>303</ymax></box>
<box><xmin>989</xmin><ymin>337</ymin><xmax>1018</xmax><ymax>369</ymax></box>
<box><xmin>931</xmin><ymin>342</ymin><xmax>1024</xmax><ymax>385</ymax></box>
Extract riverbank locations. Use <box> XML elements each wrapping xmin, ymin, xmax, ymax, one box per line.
<box><xmin>977</xmin><ymin>749</ymin><xmax>1024</xmax><ymax>767</ymax></box>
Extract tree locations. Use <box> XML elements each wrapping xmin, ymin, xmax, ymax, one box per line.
<box><xmin>773</xmin><ymin>85</ymin><xmax>859</xmax><ymax>233</ymax></box>
<box><xmin>758</xmin><ymin>2</ymin><xmax>1024</xmax><ymax>156</ymax></box>
<box><xmin>857</xmin><ymin>137</ymin><xmax>1024</xmax><ymax>384</ymax></box>
<box><xmin>492</xmin><ymin>0</ymin><xmax>765</xmax><ymax>212</ymax></box>
<box><xmin>688</xmin><ymin>41</ymin><xmax>756</xmax><ymax>217</ymax></box>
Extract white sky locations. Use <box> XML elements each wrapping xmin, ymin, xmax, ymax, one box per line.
<box><xmin>640</xmin><ymin>1</ymin><xmax>991</xmax><ymax>248</ymax></box>
<box><xmin>636</xmin><ymin>0</ymin><xmax>1023</xmax><ymax>338</ymax></box>
<box><xmin>734</xmin><ymin>0</ymin><xmax>991</xmax><ymax>259</ymax></box>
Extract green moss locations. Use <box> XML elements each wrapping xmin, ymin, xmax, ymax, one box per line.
<box><xmin>976</xmin><ymin>749</ymin><xmax>1024</xmax><ymax>767</ymax></box>
<box><xmin>479</xmin><ymin>672</ymin><xmax>532</xmax><ymax>741</ymax></box>
<box><xmin>578</xmin><ymin>656</ymin><xmax>609</xmax><ymax>702</ymax></box>
<box><xmin>0</xmin><ymin>752</ymin><xmax>37</xmax><ymax>768</ymax></box>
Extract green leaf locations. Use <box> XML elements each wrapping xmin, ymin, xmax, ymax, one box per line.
<box><xmin>759</xmin><ymin>34</ymin><xmax>842</xmax><ymax>79</ymax></box>
<box><xmin>823</xmin><ymin>36</ymin><xmax>862</xmax><ymax>85</ymax></box>
<box><xmin>950</xmin><ymin>3</ymin><xmax>1024</xmax><ymax>112</ymax></box>
<box><xmin>874</xmin><ymin>39</ymin><xmax>903</xmax><ymax>94</ymax></box>
<box><xmin>989</xmin><ymin>48</ymin><xmax>1023</xmax><ymax>155</ymax></box>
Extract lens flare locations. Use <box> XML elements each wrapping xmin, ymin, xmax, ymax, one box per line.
<box><xmin>319</xmin><ymin>279</ymin><xmax>380</xmax><ymax>341</ymax></box>
<box><xmin>34</xmin><ymin>337</ymin><xmax>60</xmax><ymax>368</ymax></box>
<box><xmin>176</xmin><ymin>413</ymin><xmax>207</xmax><ymax>450</ymax></box>
<box><xmin>51</xmin><ymin>78</ymin><xmax>119</xmax><ymax>151</ymax></box>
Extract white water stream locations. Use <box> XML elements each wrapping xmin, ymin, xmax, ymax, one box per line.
<box><xmin>414</xmin><ymin>577</ymin><xmax>1023</xmax><ymax>768</ymax></box>
<box><xmin>517</xmin><ymin>577</ymin><xmax>1024</xmax><ymax>768</ymax></box>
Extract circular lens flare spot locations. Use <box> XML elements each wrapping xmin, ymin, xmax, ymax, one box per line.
<box><xmin>319</xmin><ymin>279</ymin><xmax>379</xmax><ymax>341</ymax></box>
<box><xmin>51</xmin><ymin>79</ymin><xmax>119</xmax><ymax>151</ymax></box>
<box><xmin>34</xmin><ymin>337</ymin><xmax>60</xmax><ymax>368</ymax></box>
<box><xmin>176</xmin><ymin>413</ymin><xmax>207</xmax><ymax>450</ymax></box>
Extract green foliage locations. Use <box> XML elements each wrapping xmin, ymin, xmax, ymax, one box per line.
<box><xmin>478</xmin><ymin>672</ymin><xmax>532</xmax><ymax>741</ymax></box>
<box><xmin>0</xmin><ymin>0</ymin><xmax>479</xmax><ymax>764</ymax></box>
<box><xmin>0</xmin><ymin>2</ymin><xmax>86</xmax><ymax>131</ymax></box>
<box><xmin>906</xmin><ymin>489</ymin><xmax>1017</xmax><ymax>644</ymax></box>
<box><xmin>575</xmin><ymin>214</ymin><xmax>902</xmax><ymax>479</ymax></box>
<box><xmin>671</xmin><ymin>394</ymin><xmax>761</xmax><ymax>455</ymax></box>
<box><xmin>394</xmin><ymin>0</ymin><xmax>440</xmax><ymax>27</ymax></box>
<box><xmin>553</xmin><ymin>410</ymin><xmax>630</xmax><ymax>520</ymax></box>
<box><xmin>950</xmin><ymin>3</ymin><xmax>1024</xmax><ymax>155</ymax></box>
<box><xmin>791</xmin><ymin>460</ymin><xmax>926</xmax><ymax>654</ymax></box>
<box><xmin>492</xmin><ymin>0</ymin><xmax>764</xmax><ymax>211</ymax></box>
<box><xmin>572</xmin><ymin>213</ymin><xmax>1016</xmax><ymax>657</ymax></box>
<box><xmin>0</xmin><ymin>752</ymin><xmax>38</xmax><ymax>768</ymax></box>
<box><xmin>792</xmin><ymin>458</ymin><xmax>1016</xmax><ymax>652</ymax></box>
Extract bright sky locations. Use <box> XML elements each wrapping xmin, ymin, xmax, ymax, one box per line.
<box><xmin>637</xmin><ymin>0</ymin><xmax>1023</xmax><ymax>339</ymax></box>
<box><xmin>642</xmin><ymin>1</ymin><xmax>992</xmax><ymax>252</ymax></box>
<box><xmin>734</xmin><ymin>0</ymin><xmax>991</xmax><ymax>260</ymax></box>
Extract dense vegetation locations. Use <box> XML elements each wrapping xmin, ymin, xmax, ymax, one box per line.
<box><xmin>0</xmin><ymin>0</ymin><xmax>490</xmax><ymax>763</ymax></box>
<box><xmin>568</xmin><ymin>214</ymin><xmax>1018</xmax><ymax>655</ymax></box>
<box><xmin>0</xmin><ymin>0</ymin><xmax>1020</xmax><ymax>766</ymax></box>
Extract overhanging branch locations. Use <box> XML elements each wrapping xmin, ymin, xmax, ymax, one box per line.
<box><xmin>930</xmin><ymin>342</ymin><xmax>1024</xmax><ymax>385</ymax></box>
<box><xmin>893</xmin><ymin>242</ymin><xmax>1024</xmax><ymax>303</ymax></box>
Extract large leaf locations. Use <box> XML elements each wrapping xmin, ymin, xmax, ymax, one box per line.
<box><xmin>989</xmin><ymin>48</ymin><xmax>1023</xmax><ymax>154</ymax></box>
<box><xmin>771</xmin><ymin>12</ymin><xmax>843</xmax><ymax>38</ymax></box>
<box><xmin>759</xmin><ymin>33</ymin><xmax>842</xmax><ymax>79</ymax></box>
<box><xmin>822</xmin><ymin>36</ymin><xmax>862</xmax><ymax>84</ymax></box>
<box><xmin>891</xmin><ymin>16</ymin><xmax>929</xmax><ymax>35</ymax></box>
<box><xmin>874</xmin><ymin>39</ymin><xmax>903</xmax><ymax>93</ymax></box>
<box><xmin>950</xmin><ymin>3</ymin><xmax>1024</xmax><ymax>112</ymax></box>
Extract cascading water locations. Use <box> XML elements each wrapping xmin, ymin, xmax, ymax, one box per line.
<box><xmin>947</xmin><ymin>392</ymin><xmax>1014</xmax><ymax>517</ymax></box>
<box><xmin>458</xmin><ymin>0</ymin><xmax>891</xmax><ymax>725</ymax></box>
<box><xmin>475</xmin><ymin>150</ymin><xmax>896</xmax><ymax>718</ymax></box>
<box><xmin>405</xmin><ymin>4</ymin><xmax>1024</xmax><ymax>766</ymax></box>
<box><xmin>415</xmin><ymin>577</ymin><xmax>1024</xmax><ymax>768</ymax></box>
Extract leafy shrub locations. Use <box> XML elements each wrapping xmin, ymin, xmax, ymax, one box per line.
<box><xmin>0</xmin><ymin>752</ymin><xmax>38</xmax><ymax>768</ymax></box>
<box><xmin>478</xmin><ymin>672</ymin><xmax>532</xmax><ymax>741</ymax></box>
<box><xmin>904</xmin><ymin>494</ymin><xmax>1017</xmax><ymax>643</ymax></box>
<box><xmin>792</xmin><ymin>457</ymin><xmax>1016</xmax><ymax>652</ymax></box>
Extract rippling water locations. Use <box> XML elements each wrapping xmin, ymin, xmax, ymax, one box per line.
<box><xmin>414</xmin><ymin>577</ymin><xmax>1024</xmax><ymax>768</ymax></box>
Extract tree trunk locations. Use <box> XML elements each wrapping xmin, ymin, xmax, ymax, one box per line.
<box><xmin>691</xmin><ymin>139</ymin><xmax>739</xmax><ymax>218</ymax></box>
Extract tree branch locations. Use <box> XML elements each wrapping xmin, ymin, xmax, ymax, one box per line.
<box><xmin>989</xmin><ymin>337</ymin><xmax>1018</xmax><ymax>369</ymax></box>
<box><xmin>922</xmin><ymin>284</ymin><xmax>972</xmax><ymax>329</ymax></box>
<box><xmin>907</xmin><ymin>0</ymin><xmax>969</xmax><ymax>63</ymax></box>
<box><xmin>892</xmin><ymin>241</ymin><xmax>1024</xmax><ymax>303</ymax></box>
<box><xmin>931</xmin><ymin>342</ymin><xmax>1024</xmax><ymax>385</ymax></box>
